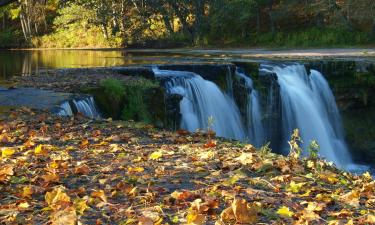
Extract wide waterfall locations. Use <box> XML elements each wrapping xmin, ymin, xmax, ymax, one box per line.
<box><xmin>262</xmin><ymin>64</ymin><xmax>352</xmax><ymax>167</ymax></box>
<box><xmin>153</xmin><ymin>63</ymin><xmax>365</xmax><ymax>169</ymax></box>
<box><xmin>235</xmin><ymin>68</ymin><xmax>265</xmax><ymax>147</ymax></box>
<box><xmin>57</xmin><ymin>96</ymin><xmax>101</xmax><ymax>119</ymax></box>
<box><xmin>153</xmin><ymin>67</ymin><xmax>246</xmax><ymax>140</ymax></box>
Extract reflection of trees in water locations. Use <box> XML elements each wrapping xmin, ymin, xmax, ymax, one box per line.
<box><xmin>0</xmin><ymin>50</ymin><xmax>166</xmax><ymax>81</ymax></box>
<box><xmin>21</xmin><ymin>53</ymin><xmax>34</xmax><ymax>76</ymax></box>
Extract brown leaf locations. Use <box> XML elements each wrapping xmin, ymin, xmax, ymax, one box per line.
<box><xmin>50</xmin><ymin>206</ymin><xmax>77</xmax><ymax>225</ymax></box>
<box><xmin>42</xmin><ymin>173</ymin><xmax>60</xmax><ymax>183</ymax></box>
<box><xmin>74</xmin><ymin>164</ymin><xmax>90</xmax><ymax>175</ymax></box>
<box><xmin>0</xmin><ymin>165</ymin><xmax>13</xmax><ymax>182</ymax></box>
<box><xmin>232</xmin><ymin>198</ymin><xmax>258</xmax><ymax>224</ymax></box>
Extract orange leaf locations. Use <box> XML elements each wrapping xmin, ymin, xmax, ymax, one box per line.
<box><xmin>91</xmin><ymin>190</ymin><xmax>107</xmax><ymax>202</ymax></box>
<box><xmin>203</xmin><ymin>140</ymin><xmax>216</xmax><ymax>148</ymax></box>
<box><xmin>74</xmin><ymin>164</ymin><xmax>90</xmax><ymax>175</ymax></box>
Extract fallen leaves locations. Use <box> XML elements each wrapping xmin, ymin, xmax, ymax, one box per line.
<box><xmin>339</xmin><ymin>190</ymin><xmax>360</xmax><ymax>208</ymax></box>
<box><xmin>0</xmin><ymin>165</ymin><xmax>13</xmax><ymax>182</ymax></box>
<box><xmin>220</xmin><ymin>198</ymin><xmax>258</xmax><ymax>224</ymax></box>
<box><xmin>277</xmin><ymin>206</ymin><xmax>294</xmax><ymax>218</ymax></box>
<box><xmin>149</xmin><ymin>151</ymin><xmax>163</xmax><ymax>160</ymax></box>
<box><xmin>35</xmin><ymin>144</ymin><xmax>48</xmax><ymax>156</ymax></box>
<box><xmin>45</xmin><ymin>187</ymin><xmax>71</xmax><ymax>210</ymax></box>
<box><xmin>1</xmin><ymin>148</ymin><xmax>15</xmax><ymax>158</ymax></box>
<box><xmin>0</xmin><ymin>109</ymin><xmax>374</xmax><ymax>224</ymax></box>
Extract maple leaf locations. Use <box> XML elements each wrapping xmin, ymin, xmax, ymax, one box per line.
<box><xmin>186</xmin><ymin>209</ymin><xmax>206</xmax><ymax>225</ymax></box>
<box><xmin>22</xmin><ymin>186</ymin><xmax>34</xmax><ymax>199</ymax></box>
<box><xmin>1</xmin><ymin>148</ymin><xmax>15</xmax><ymax>158</ymax></box>
<box><xmin>91</xmin><ymin>190</ymin><xmax>107</xmax><ymax>202</ymax></box>
<box><xmin>45</xmin><ymin>187</ymin><xmax>71</xmax><ymax>210</ymax></box>
<box><xmin>74</xmin><ymin>164</ymin><xmax>90</xmax><ymax>175</ymax></box>
<box><xmin>171</xmin><ymin>190</ymin><xmax>193</xmax><ymax>201</ymax></box>
<box><xmin>235</xmin><ymin>152</ymin><xmax>256</xmax><ymax>165</ymax></box>
<box><xmin>203</xmin><ymin>140</ymin><xmax>216</xmax><ymax>148</ymax></box>
<box><xmin>220</xmin><ymin>198</ymin><xmax>258</xmax><ymax>224</ymax></box>
<box><xmin>277</xmin><ymin>206</ymin><xmax>294</xmax><ymax>218</ymax></box>
<box><xmin>286</xmin><ymin>181</ymin><xmax>305</xmax><ymax>193</ymax></box>
<box><xmin>0</xmin><ymin>165</ymin><xmax>14</xmax><ymax>182</ymax></box>
<box><xmin>35</xmin><ymin>144</ymin><xmax>48</xmax><ymax>156</ymax></box>
<box><xmin>49</xmin><ymin>206</ymin><xmax>77</xmax><ymax>225</ymax></box>
<box><xmin>149</xmin><ymin>151</ymin><xmax>163</xmax><ymax>160</ymax></box>
<box><xmin>339</xmin><ymin>190</ymin><xmax>360</xmax><ymax>208</ymax></box>
<box><xmin>42</xmin><ymin>173</ymin><xmax>60</xmax><ymax>183</ymax></box>
<box><xmin>73</xmin><ymin>198</ymin><xmax>89</xmax><ymax>215</ymax></box>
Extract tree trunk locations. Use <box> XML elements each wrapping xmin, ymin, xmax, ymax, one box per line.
<box><xmin>268</xmin><ymin>0</ymin><xmax>275</xmax><ymax>33</ymax></box>
<box><xmin>193</xmin><ymin>0</ymin><xmax>204</xmax><ymax>44</ymax></box>
<box><xmin>2</xmin><ymin>14</ymin><xmax>5</xmax><ymax>30</ymax></box>
<box><xmin>162</xmin><ymin>14</ymin><xmax>174</xmax><ymax>34</ymax></box>
<box><xmin>20</xmin><ymin>13</ymin><xmax>28</xmax><ymax>40</ymax></box>
<box><xmin>256</xmin><ymin>8</ymin><xmax>260</xmax><ymax>33</ymax></box>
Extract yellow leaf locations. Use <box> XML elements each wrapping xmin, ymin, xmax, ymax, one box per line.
<box><xmin>22</xmin><ymin>186</ymin><xmax>34</xmax><ymax>199</ymax></box>
<box><xmin>1</xmin><ymin>148</ymin><xmax>15</xmax><ymax>158</ymax></box>
<box><xmin>339</xmin><ymin>190</ymin><xmax>360</xmax><ymax>208</ymax></box>
<box><xmin>127</xmin><ymin>167</ymin><xmax>144</xmax><ymax>173</ymax></box>
<box><xmin>364</xmin><ymin>214</ymin><xmax>375</xmax><ymax>223</ymax></box>
<box><xmin>18</xmin><ymin>202</ymin><xmax>30</xmax><ymax>209</ymax></box>
<box><xmin>45</xmin><ymin>187</ymin><xmax>71</xmax><ymax>210</ymax></box>
<box><xmin>73</xmin><ymin>198</ymin><xmax>89</xmax><ymax>215</ymax></box>
<box><xmin>149</xmin><ymin>151</ymin><xmax>163</xmax><ymax>160</ymax></box>
<box><xmin>186</xmin><ymin>210</ymin><xmax>206</xmax><ymax>225</ymax></box>
<box><xmin>277</xmin><ymin>206</ymin><xmax>294</xmax><ymax>218</ymax></box>
<box><xmin>35</xmin><ymin>144</ymin><xmax>48</xmax><ymax>156</ymax></box>
<box><xmin>286</xmin><ymin>181</ymin><xmax>305</xmax><ymax>193</ymax></box>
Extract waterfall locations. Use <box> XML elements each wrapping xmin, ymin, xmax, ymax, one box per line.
<box><xmin>235</xmin><ymin>68</ymin><xmax>265</xmax><ymax>147</ymax></box>
<box><xmin>57</xmin><ymin>96</ymin><xmax>101</xmax><ymax>119</ymax></box>
<box><xmin>153</xmin><ymin>67</ymin><xmax>246</xmax><ymax>140</ymax></box>
<box><xmin>262</xmin><ymin>64</ymin><xmax>352</xmax><ymax>167</ymax></box>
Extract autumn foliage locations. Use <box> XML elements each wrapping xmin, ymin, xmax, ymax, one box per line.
<box><xmin>0</xmin><ymin>108</ymin><xmax>374</xmax><ymax>224</ymax></box>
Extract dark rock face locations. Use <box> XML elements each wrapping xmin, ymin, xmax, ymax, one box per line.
<box><xmin>305</xmin><ymin>60</ymin><xmax>375</xmax><ymax>110</ymax></box>
<box><xmin>0</xmin><ymin>87</ymin><xmax>72</xmax><ymax>110</ymax></box>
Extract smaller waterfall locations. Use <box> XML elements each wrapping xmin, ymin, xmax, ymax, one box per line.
<box><xmin>235</xmin><ymin>68</ymin><xmax>265</xmax><ymax>147</ymax></box>
<box><xmin>264</xmin><ymin>64</ymin><xmax>351</xmax><ymax>167</ymax></box>
<box><xmin>153</xmin><ymin>67</ymin><xmax>246</xmax><ymax>140</ymax></box>
<box><xmin>57</xmin><ymin>96</ymin><xmax>101</xmax><ymax>119</ymax></box>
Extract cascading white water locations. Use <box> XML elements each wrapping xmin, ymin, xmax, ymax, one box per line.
<box><xmin>235</xmin><ymin>68</ymin><xmax>265</xmax><ymax>147</ymax></box>
<box><xmin>264</xmin><ymin>64</ymin><xmax>352</xmax><ymax>167</ymax></box>
<box><xmin>153</xmin><ymin>67</ymin><xmax>246</xmax><ymax>140</ymax></box>
<box><xmin>58</xmin><ymin>96</ymin><xmax>101</xmax><ymax>119</ymax></box>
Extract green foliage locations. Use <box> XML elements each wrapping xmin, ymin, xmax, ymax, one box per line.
<box><xmin>121</xmin><ymin>79</ymin><xmax>159</xmax><ymax>123</ymax></box>
<box><xmin>208</xmin><ymin>0</ymin><xmax>257</xmax><ymax>44</ymax></box>
<box><xmin>31</xmin><ymin>3</ymin><xmax>122</xmax><ymax>48</ymax></box>
<box><xmin>308</xmin><ymin>140</ymin><xmax>320</xmax><ymax>160</ymax></box>
<box><xmin>100</xmin><ymin>78</ymin><xmax>125</xmax><ymax>103</ymax></box>
<box><xmin>253</xmin><ymin>28</ymin><xmax>372</xmax><ymax>47</ymax></box>
<box><xmin>288</xmin><ymin>129</ymin><xmax>303</xmax><ymax>160</ymax></box>
<box><xmin>1</xmin><ymin>0</ymin><xmax>374</xmax><ymax>48</ymax></box>
<box><xmin>0</xmin><ymin>28</ymin><xmax>24</xmax><ymax>48</ymax></box>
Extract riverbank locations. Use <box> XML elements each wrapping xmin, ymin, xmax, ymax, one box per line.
<box><xmin>0</xmin><ymin>108</ymin><xmax>374</xmax><ymax>224</ymax></box>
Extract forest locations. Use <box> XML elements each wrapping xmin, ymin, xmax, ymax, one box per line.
<box><xmin>0</xmin><ymin>0</ymin><xmax>374</xmax><ymax>48</ymax></box>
